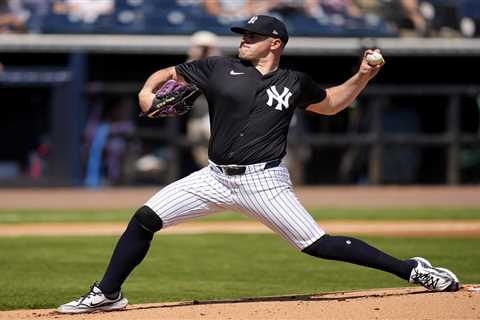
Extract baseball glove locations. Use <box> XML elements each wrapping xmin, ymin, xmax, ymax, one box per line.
<box><xmin>140</xmin><ymin>80</ymin><xmax>201</xmax><ymax>118</ymax></box>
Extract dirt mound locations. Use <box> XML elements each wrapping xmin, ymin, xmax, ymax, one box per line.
<box><xmin>1</xmin><ymin>286</ymin><xmax>479</xmax><ymax>320</ymax></box>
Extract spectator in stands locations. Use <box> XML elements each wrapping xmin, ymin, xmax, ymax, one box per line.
<box><xmin>0</xmin><ymin>0</ymin><xmax>49</xmax><ymax>33</ymax></box>
<box><xmin>52</xmin><ymin>0</ymin><xmax>114</xmax><ymax>24</ymax></box>
<box><xmin>187</xmin><ymin>30</ymin><xmax>222</xmax><ymax>62</ymax></box>
<box><xmin>399</xmin><ymin>0</ymin><xmax>427</xmax><ymax>36</ymax></box>
<box><xmin>250</xmin><ymin>0</ymin><xmax>334</xmax><ymax>18</ymax></box>
<box><xmin>202</xmin><ymin>0</ymin><xmax>251</xmax><ymax>22</ymax></box>
<box><xmin>20</xmin><ymin>0</ymin><xmax>49</xmax><ymax>33</ymax></box>
<box><xmin>379</xmin><ymin>0</ymin><xmax>428</xmax><ymax>36</ymax></box>
<box><xmin>202</xmin><ymin>0</ymin><xmax>316</xmax><ymax>21</ymax></box>
<box><xmin>244</xmin><ymin>0</ymin><xmax>295</xmax><ymax>16</ymax></box>
<box><xmin>317</xmin><ymin>0</ymin><xmax>364</xmax><ymax>18</ymax></box>
<box><xmin>0</xmin><ymin>0</ymin><xmax>27</xmax><ymax>33</ymax></box>
<box><xmin>84</xmin><ymin>97</ymin><xmax>135</xmax><ymax>187</ymax></box>
<box><xmin>186</xmin><ymin>31</ymin><xmax>222</xmax><ymax>168</ymax></box>
<box><xmin>292</xmin><ymin>0</ymin><xmax>367</xmax><ymax>28</ymax></box>
<box><xmin>244</xmin><ymin>0</ymin><xmax>339</xmax><ymax>19</ymax></box>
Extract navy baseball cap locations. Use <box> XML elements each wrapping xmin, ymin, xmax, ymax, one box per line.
<box><xmin>231</xmin><ymin>15</ymin><xmax>289</xmax><ymax>45</ymax></box>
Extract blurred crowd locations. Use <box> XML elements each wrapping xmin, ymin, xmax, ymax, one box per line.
<box><xmin>0</xmin><ymin>0</ymin><xmax>479</xmax><ymax>37</ymax></box>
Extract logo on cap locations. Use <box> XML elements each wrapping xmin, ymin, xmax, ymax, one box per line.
<box><xmin>248</xmin><ymin>16</ymin><xmax>258</xmax><ymax>24</ymax></box>
<box><xmin>272</xmin><ymin>30</ymin><xmax>278</xmax><ymax>35</ymax></box>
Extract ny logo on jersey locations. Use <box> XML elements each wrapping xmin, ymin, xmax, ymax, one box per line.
<box><xmin>248</xmin><ymin>16</ymin><xmax>258</xmax><ymax>24</ymax></box>
<box><xmin>266</xmin><ymin>86</ymin><xmax>292</xmax><ymax>111</ymax></box>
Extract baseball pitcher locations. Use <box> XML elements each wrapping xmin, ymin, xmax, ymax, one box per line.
<box><xmin>58</xmin><ymin>15</ymin><xmax>459</xmax><ymax>314</ymax></box>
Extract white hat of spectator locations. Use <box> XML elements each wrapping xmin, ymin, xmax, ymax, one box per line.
<box><xmin>191</xmin><ymin>31</ymin><xmax>219</xmax><ymax>47</ymax></box>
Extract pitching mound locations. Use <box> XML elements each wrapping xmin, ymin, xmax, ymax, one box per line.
<box><xmin>1</xmin><ymin>286</ymin><xmax>479</xmax><ymax>320</ymax></box>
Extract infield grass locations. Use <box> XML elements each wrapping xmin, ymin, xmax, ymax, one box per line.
<box><xmin>0</xmin><ymin>234</ymin><xmax>479</xmax><ymax>310</ymax></box>
<box><xmin>1</xmin><ymin>208</ymin><xmax>480</xmax><ymax>224</ymax></box>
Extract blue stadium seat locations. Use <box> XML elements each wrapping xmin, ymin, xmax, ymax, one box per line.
<box><xmin>458</xmin><ymin>0</ymin><xmax>480</xmax><ymax>19</ymax></box>
<box><xmin>113</xmin><ymin>0</ymin><xmax>148</xmax><ymax>34</ymax></box>
<box><xmin>42</xmin><ymin>13</ymin><xmax>94</xmax><ymax>34</ymax></box>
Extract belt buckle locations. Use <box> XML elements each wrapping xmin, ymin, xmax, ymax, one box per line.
<box><xmin>223</xmin><ymin>166</ymin><xmax>246</xmax><ymax>176</ymax></box>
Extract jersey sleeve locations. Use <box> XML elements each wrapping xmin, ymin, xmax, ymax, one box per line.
<box><xmin>296</xmin><ymin>72</ymin><xmax>327</xmax><ymax>109</ymax></box>
<box><xmin>175</xmin><ymin>56</ymin><xmax>224</xmax><ymax>90</ymax></box>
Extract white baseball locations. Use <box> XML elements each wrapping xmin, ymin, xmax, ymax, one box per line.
<box><xmin>366</xmin><ymin>52</ymin><xmax>384</xmax><ymax>66</ymax></box>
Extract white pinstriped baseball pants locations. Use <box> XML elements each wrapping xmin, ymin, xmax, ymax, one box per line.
<box><xmin>145</xmin><ymin>161</ymin><xmax>325</xmax><ymax>250</ymax></box>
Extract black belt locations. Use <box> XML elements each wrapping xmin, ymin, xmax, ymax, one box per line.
<box><xmin>216</xmin><ymin>159</ymin><xmax>281</xmax><ymax>176</ymax></box>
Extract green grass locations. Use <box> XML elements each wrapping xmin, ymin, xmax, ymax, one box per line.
<box><xmin>1</xmin><ymin>208</ymin><xmax>480</xmax><ymax>224</ymax></box>
<box><xmin>0</xmin><ymin>234</ymin><xmax>479</xmax><ymax>310</ymax></box>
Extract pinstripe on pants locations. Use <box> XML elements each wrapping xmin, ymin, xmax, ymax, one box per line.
<box><xmin>144</xmin><ymin>162</ymin><xmax>325</xmax><ymax>250</ymax></box>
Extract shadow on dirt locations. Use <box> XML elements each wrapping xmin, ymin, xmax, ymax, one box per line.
<box><xmin>129</xmin><ymin>287</ymin><xmax>432</xmax><ymax>311</ymax></box>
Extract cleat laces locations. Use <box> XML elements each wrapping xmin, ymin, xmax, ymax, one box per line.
<box><xmin>412</xmin><ymin>271</ymin><xmax>441</xmax><ymax>290</ymax></box>
<box><xmin>76</xmin><ymin>284</ymin><xmax>102</xmax><ymax>303</ymax></box>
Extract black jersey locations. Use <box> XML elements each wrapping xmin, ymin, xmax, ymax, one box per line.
<box><xmin>176</xmin><ymin>56</ymin><xmax>326</xmax><ymax>165</ymax></box>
